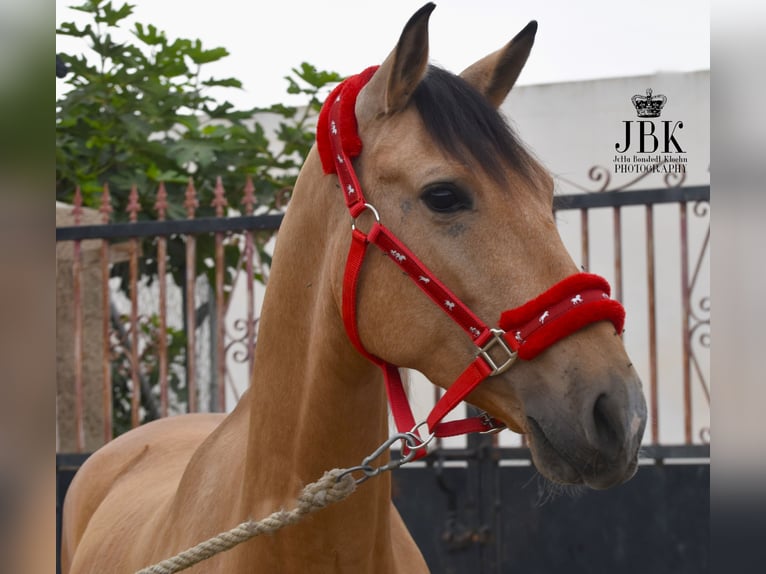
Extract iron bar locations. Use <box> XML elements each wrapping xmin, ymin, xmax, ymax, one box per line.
<box><xmin>613</xmin><ymin>206</ymin><xmax>623</xmax><ymax>302</ymax></box>
<box><xmin>646</xmin><ymin>205</ymin><xmax>659</xmax><ymax>444</ymax></box>
<box><xmin>389</xmin><ymin>443</ymin><xmax>711</xmax><ymax>463</ymax></box>
<box><xmin>213</xmin><ymin>177</ymin><xmax>227</xmax><ymax>412</ymax></box>
<box><xmin>108</xmin><ymin>302</ymin><xmax>160</xmax><ymax>421</ymax></box>
<box><xmin>245</xmin><ymin>237</ymin><xmax>256</xmax><ymax>379</ymax></box>
<box><xmin>57</xmin><ymin>443</ymin><xmax>711</xmax><ymax>469</ymax></box>
<box><xmin>56</xmin><ymin>214</ymin><xmax>284</xmax><ymax>241</ymax></box>
<box><xmin>580</xmin><ymin>208</ymin><xmax>590</xmax><ymax>271</ymax></box>
<box><xmin>155</xmin><ymin>183</ymin><xmax>169</xmax><ymax>418</ymax></box>
<box><xmin>242</xmin><ymin>176</ymin><xmax>257</xmax><ymax>379</ymax></box>
<box><xmin>55</xmin><ymin>186</ymin><xmax>711</xmax><ymax>243</ymax></box>
<box><xmin>185</xmin><ymin>179</ymin><xmax>199</xmax><ymax>413</ymax></box>
<box><xmin>127</xmin><ymin>185</ymin><xmax>141</xmax><ymax>428</ymax></box>
<box><xmin>99</xmin><ymin>184</ymin><xmax>113</xmax><ymax>442</ymax></box>
<box><xmin>679</xmin><ymin>202</ymin><xmax>693</xmax><ymax>444</ymax></box>
<box><xmin>553</xmin><ymin>186</ymin><xmax>709</xmax><ymax>210</ymax></box>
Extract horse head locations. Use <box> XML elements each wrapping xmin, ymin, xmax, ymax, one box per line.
<box><xmin>317</xmin><ymin>3</ymin><xmax>647</xmax><ymax>490</ymax></box>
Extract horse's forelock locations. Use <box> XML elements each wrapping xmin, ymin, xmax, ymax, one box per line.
<box><xmin>412</xmin><ymin>65</ymin><xmax>534</xmax><ymax>184</ymax></box>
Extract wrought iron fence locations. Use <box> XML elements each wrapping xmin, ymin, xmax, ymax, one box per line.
<box><xmin>55</xmin><ymin>172</ymin><xmax>710</xmax><ymax>458</ymax></box>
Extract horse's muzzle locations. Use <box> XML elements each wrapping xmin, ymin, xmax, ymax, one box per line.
<box><xmin>525</xmin><ymin>374</ymin><xmax>647</xmax><ymax>489</ymax></box>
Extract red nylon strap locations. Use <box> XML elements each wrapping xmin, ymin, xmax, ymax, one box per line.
<box><xmin>342</xmin><ymin>230</ymin><xmax>500</xmax><ymax>455</ymax></box>
<box><xmin>341</xmin><ymin>228</ymin><xmax>373</xmax><ymax>359</ymax></box>
<box><xmin>325</xmin><ymin>71</ymin><xmax>488</xmax><ymax>456</ymax></box>
<box><xmin>327</xmin><ymin>72</ymin><xmax>428</xmax><ymax>446</ymax></box>
<box><xmin>343</xmin><ymin>227</ymin><xmax>502</xmax><ymax>444</ymax></box>
<box><xmin>367</xmin><ymin>224</ymin><xmax>490</xmax><ymax>342</ymax></box>
<box><xmin>427</xmin><ymin>357</ymin><xmax>493</xmax><ymax>433</ymax></box>
<box><xmin>337</xmin><ymin>228</ymin><xmax>503</xmax><ymax>438</ymax></box>
<box><xmin>342</xmin><ymin>226</ymin><xmax>421</xmax><ymax>451</ymax></box>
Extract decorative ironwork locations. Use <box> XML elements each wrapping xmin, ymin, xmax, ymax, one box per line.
<box><xmin>687</xmin><ymin>203</ymin><xmax>710</xmax><ymax>444</ymax></box>
<box><xmin>223</xmin><ymin>317</ymin><xmax>261</xmax><ymax>403</ymax></box>
<box><xmin>56</xmin><ymin>172</ymin><xmax>709</xmax><ymax>451</ymax></box>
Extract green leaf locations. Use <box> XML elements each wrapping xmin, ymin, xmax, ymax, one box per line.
<box><xmin>134</xmin><ymin>22</ymin><xmax>164</xmax><ymax>46</ymax></box>
<box><xmin>266</xmin><ymin>103</ymin><xmax>298</xmax><ymax>118</ymax></box>
<box><xmin>201</xmin><ymin>77</ymin><xmax>243</xmax><ymax>89</ymax></box>
<box><xmin>94</xmin><ymin>1</ymin><xmax>135</xmax><ymax>27</ymax></box>
<box><xmin>284</xmin><ymin>77</ymin><xmax>301</xmax><ymax>95</ymax></box>
<box><xmin>56</xmin><ymin>0</ymin><xmax>339</xmax><ymax>297</ymax></box>
<box><xmin>187</xmin><ymin>45</ymin><xmax>229</xmax><ymax>65</ymax></box>
<box><xmin>70</xmin><ymin>1</ymin><xmax>105</xmax><ymax>15</ymax></box>
<box><xmin>56</xmin><ymin>22</ymin><xmax>93</xmax><ymax>38</ymax></box>
<box><xmin>294</xmin><ymin>62</ymin><xmax>343</xmax><ymax>88</ymax></box>
<box><xmin>146</xmin><ymin>164</ymin><xmax>184</xmax><ymax>183</ymax></box>
<box><xmin>167</xmin><ymin>140</ymin><xmax>217</xmax><ymax>168</ymax></box>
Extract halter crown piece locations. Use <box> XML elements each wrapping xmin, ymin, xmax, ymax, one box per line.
<box><xmin>317</xmin><ymin>69</ymin><xmax>626</xmax><ymax>458</ymax></box>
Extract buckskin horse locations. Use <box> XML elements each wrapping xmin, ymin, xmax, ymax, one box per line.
<box><xmin>61</xmin><ymin>4</ymin><xmax>647</xmax><ymax>573</ymax></box>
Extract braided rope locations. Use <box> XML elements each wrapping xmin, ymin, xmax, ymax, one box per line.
<box><xmin>135</xmin><ymin>469</ymin><xmax>356</xmax><ymax>574</ymax></box>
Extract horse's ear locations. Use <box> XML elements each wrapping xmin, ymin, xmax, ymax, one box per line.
<box><xmin>460</xmin><ymin>20</ymin><xmax>537</xmax><ymax>108</ymax></box>
<box><xmin>356</xmin><ymin>3</ymin><xmax>435</xmax><ymax>121</ymax></box>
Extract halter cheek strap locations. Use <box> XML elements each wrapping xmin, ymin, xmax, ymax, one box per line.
<box><xmin>317</xmin><ymin>69</ymin><xmax>625</xmax><ymax>458</ymax></box>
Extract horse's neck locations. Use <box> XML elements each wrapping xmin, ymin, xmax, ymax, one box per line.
<box><xmin>228</xmin><ymin>157</ymin><xmax>398</xmax><ymax>566</ymax></box>
<box><xmin>159</xmin><ymin>156</ymin><xmax>411</xmax><ymax>571</ymax></box>
<box><xmin>241</xmin><ymin>255</ymin><xmax>390</xmax><ymax>499</ymax></box>
<box><xmin>242</xmin><ymin>156</ymin><xmax>389</xmax><ymax>495</ymax></box>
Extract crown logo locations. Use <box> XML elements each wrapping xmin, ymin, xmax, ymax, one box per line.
<box><xmin>631</xmin><ymin>88</ymin><xmax>667</xmax><ymax>118</ymax></box>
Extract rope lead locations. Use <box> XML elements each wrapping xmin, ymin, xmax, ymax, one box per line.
<box><xmin>135</xmin><ymin>469</ymin><xmax>356</xmax><ymax>574</ymax></box>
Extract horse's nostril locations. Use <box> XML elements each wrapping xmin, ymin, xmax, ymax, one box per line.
<box><xmin>591</xmin><ymin>393</ymin><xmax>623</xmax><ymax>455</ymax></box>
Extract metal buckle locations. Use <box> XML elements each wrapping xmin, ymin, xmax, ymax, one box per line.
<box><xmin>478</xmin><ymin>328</ymin><xmax>518</xmax><ymax>376</ymax></box>
<box><xmin>479</xmin><ymin>412</ymin><xmax>506</xmax><ymax>435</ymax></box>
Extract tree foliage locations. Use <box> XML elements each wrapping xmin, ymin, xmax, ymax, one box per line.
<box><xmin>56</xmin><ymin>0</ymin><xmax>343</xmax><ymax>424</ymax></box>
<box><xmin>56</xmin><ymin>0</ymin><xmax>342</xmax><ymax>287</ymax></box>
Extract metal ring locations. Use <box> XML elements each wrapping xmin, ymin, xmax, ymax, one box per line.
<box><xmin>405</xmin><ymin>420</ymin><xmax>436</xmax><ymax>451</ymax></box>
<box><xmin>351</xmin><ymin>203</ymin><xmax>381</xmax><ymax>232</ymax></box>
<box><xmin>336</xmin><ymin>464</ymin><xmax>376</xmax><ymax>485</ymax></box>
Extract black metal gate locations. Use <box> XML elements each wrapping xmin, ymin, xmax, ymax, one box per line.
<box><xmin>391</xmin><ymin>432</ymin><xmax>709</xmax><ymax>574</ymax></box>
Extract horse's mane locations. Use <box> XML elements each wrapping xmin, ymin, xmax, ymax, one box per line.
<box><xmin>412</xmin><ymin>65</ymin><xmax>535</xmax><ymax>183</ymax></box>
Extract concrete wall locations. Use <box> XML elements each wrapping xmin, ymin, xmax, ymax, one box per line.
<box><xmin>56</xmin><ymin>203</ymin><xmax>133</xmax><ymax>451</ymax></box>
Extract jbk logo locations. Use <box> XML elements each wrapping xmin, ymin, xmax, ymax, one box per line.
<box><xmin>614</xmin><ymin>89</ymin><xmax>685</xmax><ymax>154</ymax></box>
<box><xmin>615</xmin><ymin>120</ymin><xmax>685</xmax><ymax>154</ymax></box>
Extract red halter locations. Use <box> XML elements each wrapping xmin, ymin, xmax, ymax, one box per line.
<box><xmin>317</xmin><ymin>68</ymin><xmax>625</xmax><ymax>458</ymax></box>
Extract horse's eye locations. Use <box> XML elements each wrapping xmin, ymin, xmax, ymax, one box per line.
<box><xmin>420</xmin><ymin>185</ymin><xmax>472</xmax><ymax>214</ymax></box>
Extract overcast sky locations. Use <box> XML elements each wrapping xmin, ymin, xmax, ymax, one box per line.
<box><xmin>56</xmin><ymin>0</ymin><xmax>710</xmax><ymax>108</ymax></box>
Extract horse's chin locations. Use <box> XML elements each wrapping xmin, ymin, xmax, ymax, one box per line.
<box><xmin>525</xmin><ymin>417</ymin><xmax>639</xmax><ymax>490</ymax></box>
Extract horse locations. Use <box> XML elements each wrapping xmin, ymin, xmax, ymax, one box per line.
<box><xmin>60</xmin><ymin>4</ymin><xmax>647</xmax><ymax>573</ymax></box>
